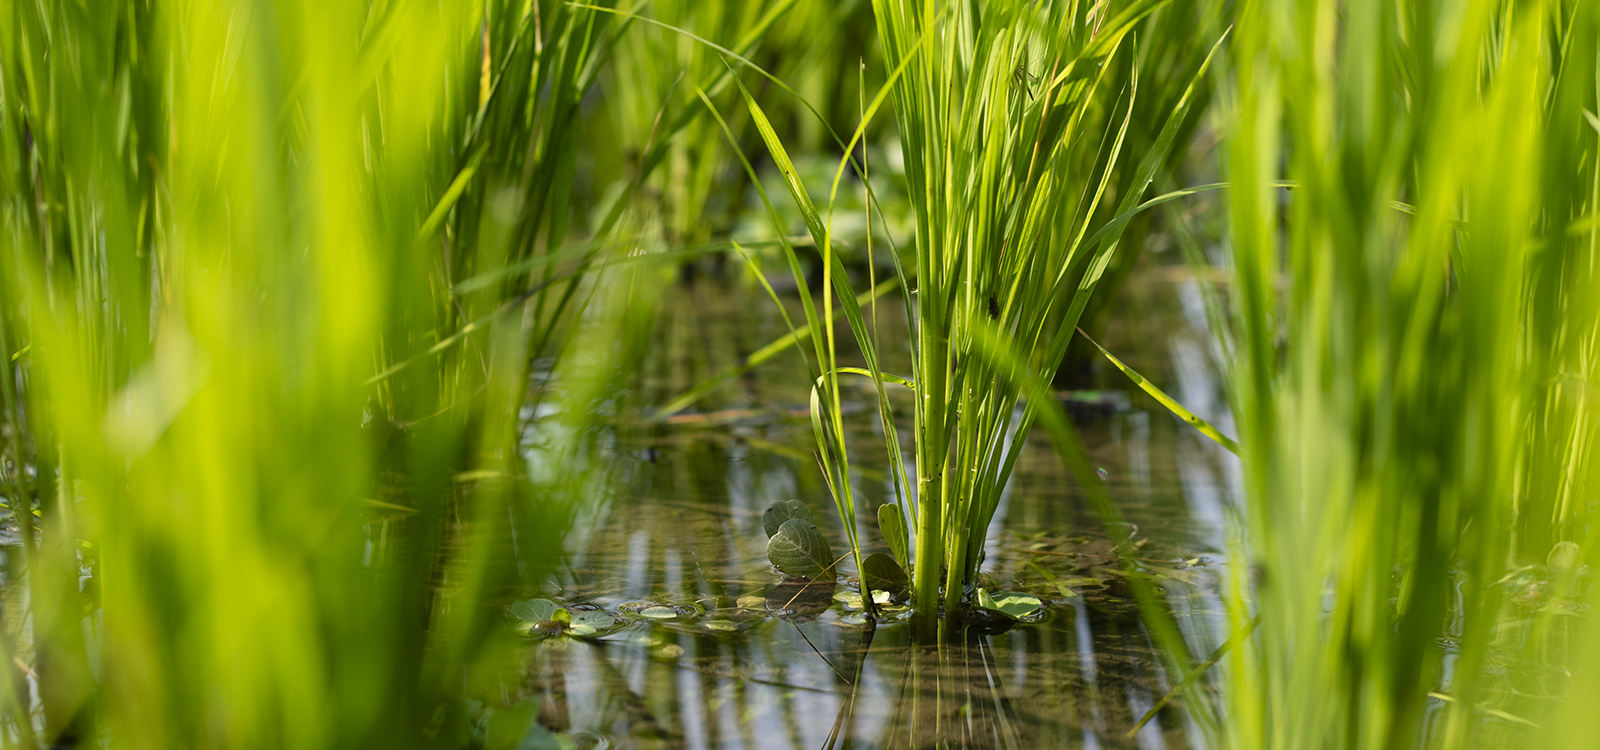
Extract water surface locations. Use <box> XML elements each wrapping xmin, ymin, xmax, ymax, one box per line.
<box><xmin>527</xmin><ymin>267</ymin><xmax>1241</xmax><ymax>749</ymax></box>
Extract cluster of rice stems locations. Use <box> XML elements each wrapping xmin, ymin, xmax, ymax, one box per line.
<box><xmin>0</xmin><ymin>0</ymin><xmax>648</xmax><ymax>745</ymax></box>
<box><xmin>1210</xmin><ymin>0</ymin><xmax>1600</xmax><ymax>745</ymax></box>
<box><xmin>698</xmin><ymin>0</ymin><xmax>1226</xmax><ymax>622</ymax></box>
<box><xmin>858</xmin><ymin>0</ymin><xmax>1226</xmax><ymax>617</ymax></box>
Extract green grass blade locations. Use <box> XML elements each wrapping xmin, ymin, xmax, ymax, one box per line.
<box><xmin>1077</xmin><ymin>328</ymin><xmax>1240</xmax><ymax>454</ymax></box>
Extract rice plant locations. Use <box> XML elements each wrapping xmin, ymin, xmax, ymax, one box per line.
<box><xmin>699</xmin><ymin>0</ymin><xmax>1233</xmax><ymax>622</ymax></box>
<box><xmin>852</xmin><ymin>0</ymin><xmax>1226</xmax><ymax>617</ymax></box>
<box><xmin>0</xmin><ymin>0</ymin><xmax>645</xmax><ymax>745</ymax></box>
<box><xmin>6</xmin><ymin>0</ymin><xmax>1600</xmax><ymax>745</ymax></box>
<box><xmin>1198</xmin><ymin>0</ymin><xmax>1600</xmax><ymax>745</ymax></box>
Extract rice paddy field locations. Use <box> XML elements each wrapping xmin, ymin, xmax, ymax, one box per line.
<box><xmin>1</xmin><ymin>0</ymin><xmax>1598</xmax><ymax>747</ymax></box>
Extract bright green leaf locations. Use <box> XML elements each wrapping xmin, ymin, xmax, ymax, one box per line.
<box><xmin>976</xmin><ymin>589</ymin><xmax>1042</xmax><ymax>620</ymax></box>
<box><xmin>510</xmin><ymin>599</ymin><xmax>560</xmax><ymax>622</ymax></box>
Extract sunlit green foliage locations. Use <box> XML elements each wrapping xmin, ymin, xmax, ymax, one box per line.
<box><xmin>1210</xmin><ymin>0</ymin><xmax>1600</xmax><ymax>745</ymax></box>
<box><xmin>859</xmin><ymin>0</ymin><xmax>1226</xmax><ymax>616</ymax></box>
<box><xmin>0</xmin><ymin>0</ymin><xmax>647</xmax><ymax>745</ymax></box>
<box><xmin>2</xmin><ymin>0</ymin><xmax>1599</xmax><ymax>746</ymax></box>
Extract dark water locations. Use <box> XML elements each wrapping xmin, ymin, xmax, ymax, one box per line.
<box><xmin>528</xmin><ymin>267</ymin><xmax>1242</xmax><ymax>749</ymax></box>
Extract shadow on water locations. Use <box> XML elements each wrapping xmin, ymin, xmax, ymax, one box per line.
<box><xmin>523</xmin><ymin>268</ymin><xmax>1241</xmax><ymax>749</ymax></box>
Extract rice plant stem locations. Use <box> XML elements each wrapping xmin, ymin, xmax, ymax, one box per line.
<box><xmin>913</xmin><ymin>316</ymin><xmax>949</xmax><ymax>614</ymax></box>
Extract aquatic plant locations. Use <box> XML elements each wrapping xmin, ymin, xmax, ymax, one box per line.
<box><xmin>1193</xmin><ymin>0</ymin><xmax>1600</xmax><ymax>745</ymax></box>
<box><xmin>642</xmin><ymin>0</ymin><xmax>1234</xmax><ymax>627</ymax></box>
<box><xmin>0</xmin><ymin>0</ymin><xmax>651</xmax><ymax>745</ymax></box>
<box><xmin>845</xmin><ymin>0</ymin><xmax>1225</xmax><ymax>617</ymax></box>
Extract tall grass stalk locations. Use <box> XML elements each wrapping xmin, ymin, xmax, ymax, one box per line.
<box><xmin>862</xmin><ymin>0</ymin><xmax>1223</xmax><ymax>617</ymax></box>
<box><xmin>1210</xmin><ymin>0</ymin><xmax>1600</xmax><ymax>745</ymax></box>
<box><xmin>719</xmin><ymin>0</ymin><xmax>1227</xmax><ymax>620</ymax></box>
<box><xmin>0</xmin><ymin>0</ymin><xmax>639</xmax><ymax>744</ymax></box>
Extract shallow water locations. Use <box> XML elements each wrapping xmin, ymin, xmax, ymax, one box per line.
<box><xmin>527</xmin><ymin>267</ymin><xmax>1244</xmax><ymax>749</ymax></box>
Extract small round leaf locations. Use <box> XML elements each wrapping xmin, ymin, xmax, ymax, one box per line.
<box><xmin>861</xmin><ymin>552</ymin><xmax>910</xmax><ymax>595</ymax></box>
<box><xmin>976</xmin><ymin>589</ymin><xmax>1042</xmax><ymax>620</ymax></box>
<box><xmin>763</xmin><ymin>499</ymin><xmax>816</xmax><ymax>538</ymax></box>
<box><xmin>510</xmin><ymin>599</ymin><xmax>560</xmax><ymax>622</ymax></box>
<box><xmin>568</xmin><ymin>610</ymin><xmax>615</xmax><ymax>635</ymax></box>
<box><xmin>766</xmin><ymin>518</ymin><xmax>835</xmax><ymax>579</ymax></box>
<box><xmin>877</xmin><ymin>504</ymin><xmax>909</xmax><ymax>567</ymax></box>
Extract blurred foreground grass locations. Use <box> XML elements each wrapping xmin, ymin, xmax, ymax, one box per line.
<box><xmin>0</xmin><ymin>0</ymin><xmax>661</xmax><ymax>746</ymax></box>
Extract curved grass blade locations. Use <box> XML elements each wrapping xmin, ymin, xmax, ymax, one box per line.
<box><xmin>1076</xmin><ymin>328</ymin><xmax>1240</xmax><ymax>455</ymax></box>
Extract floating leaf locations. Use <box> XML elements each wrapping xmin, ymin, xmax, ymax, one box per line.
<box><xmin>976</xmin><ymin>589</ymin><xmax>1043</xmax><ymax>620</ymax></box>
<box><xmin>703</xmin><ymin>620</ymin><xmax>739</xmax><ymax>632</ymax></box>
<box><xmin>834</xmin><ymin>590</ymin><xmax>863</xmax><ymax>609</ymax></box>
<box><xmin>767</xmin><ymin>518</ymin><xmax>835</xmax><ymax>579</ymax></box>
<box><xmin>861</xmin><ymin>552</ymin><xmax>910</xmax><ymax>595</ymax></box>
<box><xmin>568</xmin><ymin>610</ymin><xmax>615</xmax><ymax>636</ymax></box>
<box><xmin>877</xmin><ymin>503</ymin><xmax>910</xmax><ymax>568</ymax></box>
<box><xmin>736</xmin><ymin>595</ymin><xmax>766</xmax><ymax>609</ymax></box>
<box><xmin>510</xmin><ymin>599</ymin><xmax>560</xmax><ymax>622</ymax></box>
<box><xmin>640</xmin><ymin>606</ymin><xmax>677</xmax><ymax>620</ymax></box>
<box><xmin>763</xmin><ymin>499</ymin><xmax>815</xmax><ymax>537</ymax></box>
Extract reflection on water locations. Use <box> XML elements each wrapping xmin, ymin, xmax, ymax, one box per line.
<box><xmin>527</xmin><ymin>269</ymin><xmax>1240</xmax><ymax>749</ymax></box>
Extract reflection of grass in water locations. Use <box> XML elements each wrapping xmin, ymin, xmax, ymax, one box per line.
<box><xmin>548</xmin><ymin>397</ymin><xmax>1226</xmax><ymax>746</ymax></box>
<box><xmin>534</xmin><ymin>602</ymin><xmax>1180</xmax><ymax>748</ymax></box>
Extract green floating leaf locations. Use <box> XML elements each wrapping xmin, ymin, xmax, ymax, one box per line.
<box><xmin>703</xmin><ymin>619</ymin><xmax>739</xmax><ymax>632</ymax></box>
<box><xmin>977</xmin><ymin>589</ymin><xmax>1043</xmax><ymax>620</ymax></box>
<box><xmin>762</xmin><ymin>499</ymin><xmax>815</xmax><ymax>537</ymax></box>
<box><xmin>861</xmin><ymin>552</ymin><xmax>910</xmax><ymax>595</ymax></box>
<box><xmin>767</xmin><ymin>518</ymin><xmax>835</xmax><ymax>579</ymax></box>
<box><xmin>639</xmin><ymin>606</ymin><xmax>677</xmax><ymax>620</ymax></box>
<box><xmin>568</xmin><ymin>610</ymin><xmax>615</xmax><ymax>636</ymax></box>
<box><xmin>877</xmin><ymin>503</ymin><xmax>910</xmax><ymax>569</ymax></box>
<box><xmin>510</xmin><ymin>599</ymin><xmax>560</xmax><ymax>622</ymax></box>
